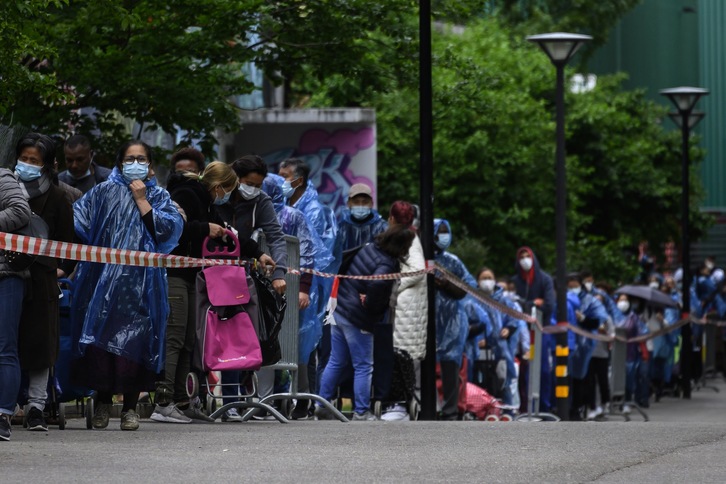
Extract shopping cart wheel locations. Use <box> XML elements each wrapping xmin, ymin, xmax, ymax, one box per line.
<box><xmin>85</xmin><ymin>398</ymin><xmax>94</xmax><ymax>430</ymax></box>
<box><xmin>373</xmin><ymin>400</ymin><xmax>382</xmax><ymax>419</ymax></box>
<box><xmin>484</xmin><ymin>414</ymin><xmax>500</xmax><ymax>422</ymax></box>
<box><xmin>186</xmin><ymin>372</ymin><xmax>199</xmax><ymax>399</ymax></box>
<box><xmin>408</xmin><ymin>400</ymin><xmax>419</xmax><ymax>421</ymax></box>
<box><xmin>58</xmin><ymin>404</ymin><xmax>66</xmax><ymax>430</ymax></box>
<box><xmin>500</xmin><ymin>413</ymin><xmax>513</xmax><ymax>422</ymax></box>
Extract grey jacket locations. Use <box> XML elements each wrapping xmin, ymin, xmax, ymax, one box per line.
<box><xmin>218</xmin><ymin>191</ymin><xmax>287</xmax><ymax>281</ymax></box>
<box><xmin>0</xmin><ymin>168</ymin><xmax>32</xmax><ymax>278</ymax></box>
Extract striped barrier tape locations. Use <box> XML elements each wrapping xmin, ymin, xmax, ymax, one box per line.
<box><xmin>2</xmin><ymin>230</ymin><xmax>724</xmax><ymax>345</ymax></box>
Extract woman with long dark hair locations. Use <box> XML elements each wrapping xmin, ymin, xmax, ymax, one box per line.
<box><xmin>315</xmin><ymin>221</ymin><xmax>414</xmax><ymax>421</ymax></box>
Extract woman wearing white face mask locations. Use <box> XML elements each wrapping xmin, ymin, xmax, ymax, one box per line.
<box><xmin>13</xmin><ymin>133</ymin><xmax>74</xmax><ymax>433</ymax></box>
<box><xmin>149</xmin><ymin>161</ymin><xmax>271</xmax><ymax>424</ymax></box>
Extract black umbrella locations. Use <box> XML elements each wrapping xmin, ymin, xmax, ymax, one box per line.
<box><xmin>615</xmin><ymin>285</ymin><xmax>679</xmax><ymax>308</ymax></box>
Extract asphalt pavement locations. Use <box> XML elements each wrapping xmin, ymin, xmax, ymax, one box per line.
<box><xmin>4</xmin><ymin>377</ymin><xmax>726</xmax><ymax>483</ymax></box>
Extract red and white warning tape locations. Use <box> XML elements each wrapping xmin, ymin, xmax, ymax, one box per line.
<box><xmin>2</xmin><ymin>231</ymin><xmax>724</xmax><ymax>344</ymax></box>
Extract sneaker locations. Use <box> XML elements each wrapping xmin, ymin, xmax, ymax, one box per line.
<box><xmin>92</xmin><ymin>403</ymin><xmax>111</xmax><ymax>429</ymax></box>
<box><xmin>120</xmin><ymin>410</ymin><xmax>140</xmax><ymax>431</ymax></box>
<box><xmin>0</xmin><ymin>414</ymin><xmax>11</xmax><ymax>441</ymax></box>
<box><xmin>313</xmin><ymin>405</ymin><xmax>335</xmax><ymax>421</ymax></box>
<box><xmin>291</xmin><ymin>400</ymin><xmax>310</xmax><ymax>420</ymax></box>
<box><xmin>586</xmin><ymin>407</ymin><xmax>601</xmax><ymax>421</ymax></box>
<box><xmin>622</xmin><ymin>404</ymin><xmax>632</xmax><ymax>415</ymax></box>
<box><xmin>181</xmin><ymin>400</ymin><xmax>215</xmax><ymax>423</ymax></box>
<box><xmin>381</xmin><ymin>404</ymin><xmax>410</xmax><ymax>421</ymax></box>
<box><xmin>352</xmin><ymin>410</ymin><xmax>378</xmax><ymax>421</ymax></box>
<box><xmin>26</xmin><ymin>407</ymin><xmax>48</xmax><ymax>431</ymax></box>
<box><xmin>221</xmin><ymin>408</ymin><xmax>243</xmax><ymax>422</ymax></box>
<box><xmin>150</xmin><ymin>404</ymin><xmax>192</xmax><ymax>424</ymax></box>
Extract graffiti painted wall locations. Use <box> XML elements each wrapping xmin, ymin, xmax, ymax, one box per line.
<box><xmin>227</xmin><ymin>109</ymin><xmax>377</xmax><ymax>215</ymax></box>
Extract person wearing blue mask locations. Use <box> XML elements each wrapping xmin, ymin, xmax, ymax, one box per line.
<box><xmin>433</xmin><ymin>219</ymin><xmax>478</xmax><ymax>420</ymax></box>
<box><xmin>13</xmin><ymin>133</ymin><xmax>74</xmax><ymax>433</ymax></box>
<box><xmin>335</xmin><ymin>183</ymin><xmax>388</xmax><ymax>254</ymax></box>
<box><xmin>70</xmin><ymin>140</ymin><xmax>185</xmax><ymax>431</ymax></box>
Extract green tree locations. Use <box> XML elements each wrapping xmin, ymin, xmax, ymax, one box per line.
<box><xmin>0</xmin><ymin>0</ymin><xmax>70</xmax><ymax>118</ymax></box>
<box><xmin>4</xmin><ymin>0</ymin><xmax>419</xmax><ymax>159</ymax></box>
<box><xmin>307</xmin><ymin>17</ymin><xmax>708</xmax><ymax>282</ymax></box>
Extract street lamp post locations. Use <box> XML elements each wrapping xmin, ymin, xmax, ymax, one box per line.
<box><xmin>527</xmin><ymin>32</ymin><xmax>591</xmax><ymax>420</ymax></box>
<box><xmin>660</xmin><ymin>86</ymin><xmax>709</xmax><ymax>400</ymax></box>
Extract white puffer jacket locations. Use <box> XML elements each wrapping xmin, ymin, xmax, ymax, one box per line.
<box><xmin>393</xmin><ymin>234</ymin><xmax>428</xmax><ymax>360</ymax></box>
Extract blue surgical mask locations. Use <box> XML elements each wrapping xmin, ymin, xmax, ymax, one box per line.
<box><xmin>350</xmin><ymin>206</ymin><xmax>371</xmax><ymax>220</ymax></box>
<box><xmin>15</xmin><ymin>160</ymin><xmax>43</xmax><ymax>182</ymax></box>
<box><xmin>281</xmin><ymin>180</ymin><xmax>295</xmax><ymax>199</ymax></box>
<box><xmin>213</xmin><ymin>188</ymin><xmax>233</xmax><ymax>206</ymax></box>
<box><xmin>122</xmin><ymin>161</ymin><xmax>149</xmax><ymax>181</ymax></box>
<box><xmin>435</xmin><ymin>233</ymin><xmax>451</xmax><ymax>250</ymax></box>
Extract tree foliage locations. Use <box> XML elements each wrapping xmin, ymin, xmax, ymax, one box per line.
<box><xmin>4</xmin><ymin>0</ymin><xmax>419</xmax><ymax>158</ymax></box>
<box><xmin>305</xmin><ymin>16</ymin><xmax>708</xmax><ymax>282</ymax></box>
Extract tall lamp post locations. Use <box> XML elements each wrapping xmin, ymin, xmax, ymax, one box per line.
<box><xmin>527</xmin><ymin>32</ymin><xmax>591</xmax><ymax>420</ymax></box>
<box><xmin>660</xmin><ymin>86</ymin><xmax>709</xmax><ymax>400</ymax></box>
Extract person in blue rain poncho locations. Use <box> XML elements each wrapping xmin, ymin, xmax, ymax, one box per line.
<box><xmin>71</xmin><ymin>140</ymin><xmax>183</xmax><ymax>431</ymax></box>
<box><xmin>565</xmin><ymin>273</ymin><xmax>610</xmax><ymax>420</ymax></box>
<box><xmin>433</xmin><ymin>219</ymin><xmax>478</xmax><ymax>420</ymax></box>
<box><xmin>334</xmin><ymin>183</ymin><xmax>388</xmax><ymax>255</ymax></box>
<box><xmin>651</xmin><ymin>276</ymin><xmax>681</xmax><ymax>401</ymax></box>
<box><xmin>462</xmin><ymin>295</ymin><xmax>492</xmax><ymax>387</ymax></box>
<box><xmin>278</xmin><ymin>159</ymin><xmax>338</xmax><ymax>403</ymax></box>
<box><xmin>263</xmin><ymin>173</ymin><xmax>334</xmax><ymax>419</ymax></box>
<box><xmin>476</xmin><ymin>268</ymin><xmax>522</xmax><ymax>413</ymax></box>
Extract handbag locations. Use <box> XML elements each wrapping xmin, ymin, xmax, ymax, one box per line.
<box><xmin>251</xmin><ymin>268</ymin><xmax>287</xmax><ymax>365</ymax></box>
<box><xmin>2</xmin><ymin>212</ymin><xmax>49</xmax><ymax>272</ymax></box>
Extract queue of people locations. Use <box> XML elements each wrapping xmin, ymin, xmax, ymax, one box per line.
<box><xmin>1</xmin><ymin>133</ymin><xmax>723</xmax><ymax>442</ymax></box>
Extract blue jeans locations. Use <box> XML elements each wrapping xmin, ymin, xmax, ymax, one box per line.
<box><xmin>0</xmin><ymin>276</ymin><xmax>25</xmax><ymax>415</ymax></box>
<box><xmin>318</xmin><ymin>313</ymin><xmax>374</xmax><ymax>415</ymax></box>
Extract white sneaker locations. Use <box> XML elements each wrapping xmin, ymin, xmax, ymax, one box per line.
<box><xmin>222</xmin><ymin>408</ymin><xmax>243</xmax><ymax>422</ymax></box>
<box><xmin>622</xmin><ymin>404</ymin><xmax>632</xmax><ymax>415</ymax></box>
<box><xmin>381</xmin><ymin>404</ymin><xmax>410</xmax><ymax>421</ymax></box>
<box><xmin>586</xmin><ymin>406</ymin><xmax>602</xmax><ymax>421</ymax></box>
<box><xmin>150</xmin><ymin>404</ymin><xmax>192</xmax><ymax>424</ymax></box>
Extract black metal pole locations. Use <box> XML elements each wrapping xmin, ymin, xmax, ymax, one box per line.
<box><xmin>553</xmin><ymin>62</ymin><xmax>570</xmax><ymax>420</ymax></box>
<box><xmin>680</xmin><ymin>116</ymin><xmax>693</xmax><ymax>399</ymax></box>
<box><xmin>418</xmin><ymin>0</ymin><xmax>437</xmax><ymax>420</ymax></box>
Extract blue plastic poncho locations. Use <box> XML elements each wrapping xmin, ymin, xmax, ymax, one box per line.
<box><xmin>292</xmin><ymin>181</ymin><xmax>337</xmax><ymax>272</ymax></box>
<box><xmin>71</xmin><ymin>168</ymin><xmax>184</xmax><ymax>372</ymax></box>
<box><xmin>486</xmin><ymin>286</ymin><xmax>520</xmax><ymax>382</ymax></box>
<box><xmin>263</xmin><ymin>176</ymin><xmax>337</xmax><ymax>361</ymax></box>
<box><xmin>277</xmin><ymin>205</ymin><xmax>335</xmax><ymax>362</ymax></box>
<box><xmin>263</xmin><ymin>173</ymin><xmax>286</xmax><ymax>214</ymax></box>
<box><xmin>568</xmin><ymin>291</ymin><xmax>609</xmax><ymax>380</ymax></box>
<box><xmin>433</xmin><ymin>219</ymin><xmax>477</xmax><ymax>363</ymax></box>
<box><xmin>462</xmin><ymin>296</ymin><xmax>494</xmax><ymax>383</ymax></box>
<box><xmin>335</xmin><ymin>208</ymin><xmax>388</xmax><ymax>253</ymax></box>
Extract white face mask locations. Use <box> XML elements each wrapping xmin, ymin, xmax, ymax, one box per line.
<box><xmin>479</xmin><ymin>279</ymin><xmax>495</xmax><ymax>293</ymax></box>
<box><xmin>519</xmin><ymin>256</ymin><xmax>533</xmax><ymax>271</ymax></box>
<box><xmin>617</xmin><ymin>301</ymin><xmax>630</xmax><ymax>313</ymax></box>
<box><xmin>238</xmin><ymin>183</ymin><xmax>260</xmax><ymax>200</ymax></box>
<box><xmin>584</xmin><ymin>282</ymin><xmax>593</xmax><ymax>292</ymax></box>
<box><xmin>648</xmin><ymin>282</ymin><xmax>660</xmax><ymax>290</ymax></box>
<box><xmin>568</xmin><ymin>286</ymin><xmax>581</xmax><ymax>295</ymax></box>
<box><xmin>706</xmin><ymin>261</ymin><xmax>715</xmax><ymax>270</ymax></box>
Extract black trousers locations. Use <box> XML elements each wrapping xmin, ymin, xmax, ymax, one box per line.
<box><xmin>440</xmin><ymin>360</ymin><xmax>460</xmax><ymax>420</ymax></box>
<box><xmin>587</xmin><ymin>356</ymin><xmax>610</xmax><ymax>408</ymax></box>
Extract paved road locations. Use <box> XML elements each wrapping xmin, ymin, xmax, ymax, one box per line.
<box><xmin>5</xmin><ymin>378</ymin><xmax>726</xmax><ymax>483</ymax></box>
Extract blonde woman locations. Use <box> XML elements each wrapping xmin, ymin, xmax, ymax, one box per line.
<box><xmin>150</xmin><ymin>160</ymin><xmax>273</xmax><ymax>424</ymax></box>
